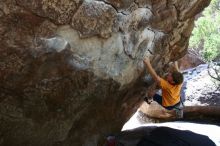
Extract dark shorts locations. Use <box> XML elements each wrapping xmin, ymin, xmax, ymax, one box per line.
<box><xmin>153</xmin><ymin>94</ymin><xmax>180</xmax><ymax>110</ymax></box>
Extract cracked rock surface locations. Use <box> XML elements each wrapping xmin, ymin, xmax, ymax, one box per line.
<box><xmin>0</xmin><ymin>0</ymin><xmax>211</xmax><ymax>145</ymax></box>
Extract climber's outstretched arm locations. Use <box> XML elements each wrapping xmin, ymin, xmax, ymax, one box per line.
<box><xmin>174</xmin><ymin>61</ymin><xmax>180</xmax><ymax>72</ymax></box>
<box><xmin>143</xmin><ymin>57</ymin><xmax>161</xmax><ymax>84</ymax></box>
<box><xmin>169</xmin><ymin>61</ymin><xmax>180</xmax><ymax>72</ymax></box>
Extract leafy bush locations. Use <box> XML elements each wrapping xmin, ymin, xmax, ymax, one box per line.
<box><xmin>189</xmin><ymin>0</ymin><xmax>220</xmax><ymax>61</ymax></box>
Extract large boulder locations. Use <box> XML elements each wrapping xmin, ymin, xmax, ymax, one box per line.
<box><xmin>178</xmin><ymin>50</ymin><xmax>205</xmax><ymax>70</ymax></box>
<box><xmin>0</xmin><ymin>0</ymin><xmax>211</xmax><ymax>145</ymax></box>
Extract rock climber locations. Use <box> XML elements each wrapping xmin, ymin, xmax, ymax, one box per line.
<box><xmin>143</xmin><ymin>57</ymin><xmax>184</xmax><ymax>113</ymax></box>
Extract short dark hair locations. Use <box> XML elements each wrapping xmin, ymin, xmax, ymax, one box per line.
<box><xmin>172</xmin><ymin>71</ymin><xmax>183</xmax><ymax>85</ymax></box>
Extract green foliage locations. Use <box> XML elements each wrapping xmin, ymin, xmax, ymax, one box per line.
<box><xmin>189</xmin><ymin>0</ymin><xmax>220</xmax><ymax>61</ymax></box>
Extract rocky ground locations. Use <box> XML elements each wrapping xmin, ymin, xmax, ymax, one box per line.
<box><xmin>182</xmin><ymin>64</ymin><xmax>220</xmax><ymax>106</ymax></box>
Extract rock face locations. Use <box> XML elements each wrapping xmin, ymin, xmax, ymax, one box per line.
<box><xmin>0</xmin><ymin>0</ymin><xmax>211</xmax><ymax>146</ymax></box>
<box><xmin>178</xmin><ymin>50</ymin><xmax>205</xmax><ymax>70</ymax></box>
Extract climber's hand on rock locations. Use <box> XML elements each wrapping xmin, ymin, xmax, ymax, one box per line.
<box><xmin>143</xmin><ymin>57</ymin><xmax>150</xmax><ymax>64</ymax></box>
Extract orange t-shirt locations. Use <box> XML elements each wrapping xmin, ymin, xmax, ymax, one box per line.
<box><xmin>159</xmin><ymin>78</ymin><xmax>182</xmax><ymax>107</ymax></box>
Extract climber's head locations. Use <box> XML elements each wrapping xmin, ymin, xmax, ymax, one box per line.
<box><xmin>167</xmin><ymin>71</ymin><xmax>183</xmax><ymax>85</ymax></box>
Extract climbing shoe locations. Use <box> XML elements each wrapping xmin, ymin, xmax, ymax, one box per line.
<box><xmin>143</xmin><ymin>96</ymin><xmax>152</xmax><ymax>104</ymax></box>
<box><xmin>175</xmin><ymin>108</ymin><xmax>183</xmax><ymax>119</ymax></box>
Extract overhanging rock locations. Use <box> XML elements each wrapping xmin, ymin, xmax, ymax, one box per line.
<box><xmin>0</xmin><ymin>0</ymin><xmax>211</xmax><ymax>145</ymax></box>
